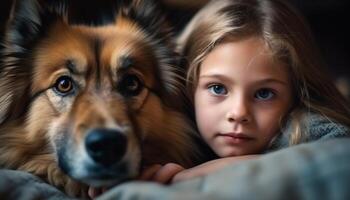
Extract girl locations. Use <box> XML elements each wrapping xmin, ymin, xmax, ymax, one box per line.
<box><xmin>140</xmin><ymin>0</ymin><xmax>350</xmax><ymax>184</ymax></box>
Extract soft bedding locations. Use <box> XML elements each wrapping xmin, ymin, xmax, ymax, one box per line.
<box><xmin>1</xmin><ymin>138</ymin><xmax>350</xmax><ymax>200</ymax></box>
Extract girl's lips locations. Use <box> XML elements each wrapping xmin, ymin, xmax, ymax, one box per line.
<box><xmin>217</xmin><ymin>133</ymin><xmax>254</xmax><ymax>143</ymax></box>
<box><xmin>219</xmin><ymin>133</ymin><xmax>253</xmax><ymax>139</ymax></box>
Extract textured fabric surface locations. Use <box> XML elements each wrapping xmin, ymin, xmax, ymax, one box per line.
<box><xmin>2</xmin><ymin>138</ymin><xmax>350</xmax><ymax>200</ymax></box>
<box><xmin>98</xmin><ymin>138</ymin><xmax>350</xmax><ymax>200</ymax></box>
<box><xmin>0</xmin><ymin>169</ymin><xmax>76</xmax><ymax>200</ymax></box>
<box><xmin>268</xmin><ymin>111</ymin><xmax>350</xmax><ymax>151</ymax></box>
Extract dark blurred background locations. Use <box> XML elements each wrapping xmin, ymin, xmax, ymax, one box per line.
<box><xmin>164</xmin><ymin>0</ymin><xmax>350</xmax><ymax>94</ymax></box>
<box><xmin>1</xmin><ymin>0</ymin><xmax>349</xmax><ymax>97</ymax></box>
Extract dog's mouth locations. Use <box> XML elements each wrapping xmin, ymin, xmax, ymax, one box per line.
<box><xmin>74</xmin><ymin>163</ymin><xmax>132</xmax><ymax>187</ymax></box>
<box><xmin>55</xmin><ymin>128</ymin><xmax>141</xmax><ymax>188</ymax></box>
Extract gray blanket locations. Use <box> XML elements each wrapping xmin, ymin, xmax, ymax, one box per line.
<box><xmin>1</xmin><ymin>138</ymin><xmax>350</xmax><ymax>200</ymax></box>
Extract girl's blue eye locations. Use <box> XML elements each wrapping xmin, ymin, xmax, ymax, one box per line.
<box><xmin>208</xmin><ymin>84</ymin><xmax>227</xmax><ymax>95</ymax></box>
<box><xmin>255</xmin><ymin>89</ymin><xmax>275</xmax><ymax>100</ymax></box>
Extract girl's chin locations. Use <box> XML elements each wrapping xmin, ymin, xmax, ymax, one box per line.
<box><xmin>213</xmin><ymin>141</ymin><xmax>257</xmax><ymax>157</ymax></box>
<box><xmin>214</xmin><ymin>147</ymin><xmax>249</xmax><ymax>157</ymax></box>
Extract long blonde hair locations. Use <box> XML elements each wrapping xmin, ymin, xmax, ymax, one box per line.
<box><xmin>178</xmin><ymin>0</ymin><xmax>350</xmax><ymax>144</ymax></box>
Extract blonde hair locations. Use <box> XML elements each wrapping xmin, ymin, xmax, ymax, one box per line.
<box><xmin>178</xmin><ymin>0</ymin><xmax>350</xmax><ymax>145</ymax></box>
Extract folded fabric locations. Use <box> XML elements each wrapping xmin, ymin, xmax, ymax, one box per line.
<box><xmin>1</xmin><ymin>138</ymin><xmax>350</xmax><ymax>200</ymax></box>
<box><xmin>0</xmin><ymin>169</ymin><xmax>76</xmax><ymax>200</ymax></box>
<box><xmin>98</xmin><ymin>138</ymin><xmax>350</xmax><ymax>200</ymax></box>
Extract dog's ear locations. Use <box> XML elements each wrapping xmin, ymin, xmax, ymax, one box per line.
<box><xmin>4</xmin><ymin>0</ymin><xmax>66</xmax><ymax>53</ymax></box>
<box><xmin>123</xmin><ymin>0</ymin><xmax>186</xmax><ymax>108</ymax></box>
<box><xmin>0</xmin><ymin>0</ymin><xmax>66</xmax><ymax>124</ymax></box>
<box><xmin>124</xmin><ymin>0</ymin><xmax>172</xmax><ymax>41</ymax></box>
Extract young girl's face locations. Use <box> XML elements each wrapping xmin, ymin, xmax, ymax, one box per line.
<box><xmin>194</xmin><ymin>37</ymin><xmax>293</xmax><ymax>157</ymax></box>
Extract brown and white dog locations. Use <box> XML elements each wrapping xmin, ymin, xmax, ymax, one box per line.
<box><xmin>0</xmin><ymin>0</ymin><xmax>203</xmax><ymax>197</ymax></box>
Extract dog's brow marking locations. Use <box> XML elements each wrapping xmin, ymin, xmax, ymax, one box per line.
<box><xmin>93</xmin><ymin>37</ymin><xmax>102</xmax><ymax>89</ymax></box>
<box><xmin>66</xmin><ymin>60</ymin><xmax>79</xmax><ymax>75</ymax></box>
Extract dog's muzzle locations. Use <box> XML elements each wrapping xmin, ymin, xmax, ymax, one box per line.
<box><xmin>56</xmin><ymin>126</ymin><xmax>140</xmax><ymax>187</ymax></box>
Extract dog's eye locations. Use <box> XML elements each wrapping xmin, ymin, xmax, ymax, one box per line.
<box><xmin>54</xmin><ymin>76</ymin><xmax>74</xmax><ymax>95</ymax></box>
<box><xmin>117</xmin><ymin>74</ymin><xmax>143</xmax><ymax>97</ymax></box>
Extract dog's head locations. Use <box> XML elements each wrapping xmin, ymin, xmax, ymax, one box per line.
<box><xmin>0</xmin><ymin>0</ymin><xmax>201</xmax><ymax>194</ymax></box>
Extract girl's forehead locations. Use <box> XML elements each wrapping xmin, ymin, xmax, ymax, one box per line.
<box><xmin>199</xmin><ymin>37</ymin><xmax>290</xmax><ymax>84</ymax></box>
<box><xmin>203</xmin><ymin>37</ymin><xmax>276</xmax><ymax>69</ymax></box>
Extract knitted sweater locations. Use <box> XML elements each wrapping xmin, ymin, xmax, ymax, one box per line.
<box><xmin>267</xmin><ymin>111</ymin><xmax>350</xmax><ymax>151</ymax></box>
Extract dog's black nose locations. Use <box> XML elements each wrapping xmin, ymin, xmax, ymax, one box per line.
<box><xmin>85</xmin><ymin>128</ymin><xmax>127</xmax><ymax>166</ymax></box>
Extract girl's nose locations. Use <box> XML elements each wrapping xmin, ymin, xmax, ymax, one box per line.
<box><xmin>226</xmin><ymin>97</ymin><xmax>251</xmax><ymax>123</ymax></box>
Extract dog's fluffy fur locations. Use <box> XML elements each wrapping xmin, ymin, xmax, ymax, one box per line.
<box><xmin>0</xmin><ymin>0</ymin><xmax>203</xmax><ymax>197</ymax></box>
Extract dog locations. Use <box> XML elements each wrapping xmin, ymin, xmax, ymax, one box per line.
<box><xmin>0</xmin><ymin>0</ymin><xmax>204</xmax><ymax>197</ymax></box>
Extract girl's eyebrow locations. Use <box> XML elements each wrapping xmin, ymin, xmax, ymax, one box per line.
<box><xmin>199</xmin><ymin>74</ymin><xmax>233</xmax><ymax>83</ymax></box>
<box><xmin>199</xmin><ymin>74</ymin><xmax>288</xmax><ymax>86</ymax></box>
<box><xmin>255</xmin><ymin>78</ymin><xmax>288</xmax><ymax>86</ymax></box>
<box><xmin>199</xmin><ymin>73</ymin><xmax>234</xmax><ymax>79</ymax></box>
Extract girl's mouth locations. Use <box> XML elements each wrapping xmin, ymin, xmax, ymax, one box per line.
<box><xmin>218</xmin><ymin>133</ymin><xmax>254</xmax><ymax>144</ymax></box>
